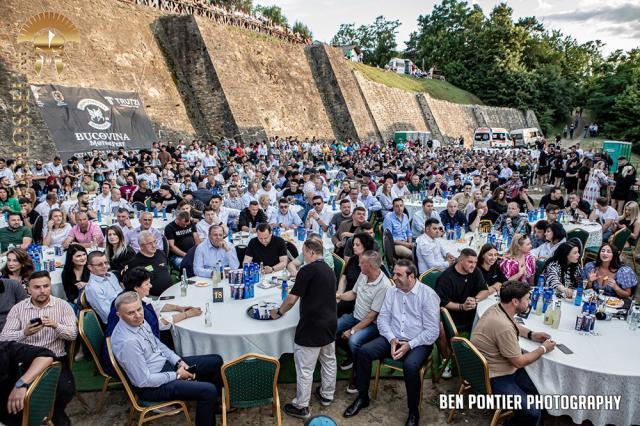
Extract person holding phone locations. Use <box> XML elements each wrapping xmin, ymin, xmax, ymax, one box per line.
<box><xmin>0</xmin><ymin>271</ymin><xmax>78</xmax><ymax>426</ymax></box>
<box><xmin>472</xmin><ymin>280</ymin><xmax>555</xmax><ymax>426</ymax></box>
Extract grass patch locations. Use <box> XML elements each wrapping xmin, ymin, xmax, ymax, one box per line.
<box><xmin>347</xmin><ymin>62</ymin><xmax>483</xmax><ymax>105</ymax></box>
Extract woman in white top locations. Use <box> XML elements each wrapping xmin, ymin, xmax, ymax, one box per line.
<box><xmin>42</xmin><ymin>208</ymin><xmax>72</xmax><ymax>247</ymax></box>
<box><xmin>531</xmin><ymin>222</ymin><xmax>567</xmax><ymax>259</ymax></box>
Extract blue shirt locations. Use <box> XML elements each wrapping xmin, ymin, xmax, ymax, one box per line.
<box><xmin>383</xmin><ymin>212</ymin><xmax>412</xmax><ymax>241</ymax></box>
<box><xmin>582</xmin><ymin>262</ymin><xmax>638</xmax><ymax>296</ymax></box>
<box><xmin>193</xmin><ymin>239</ymin><xmax>240</xmax><ymax>277</ymax></box>
<box><xmin>268</xmin><ymin>208</ymin><xmax>302</xmax><ymax>228</ymax></box>
<box><xmin>85</xmin><ymin>272</ymin><xmax>122</xmax><ymax>323</ymax></box>
<box><xmin>111</xmin><ymin>319</ymin><xmax>180</xmax><ymax>388</ymax></box>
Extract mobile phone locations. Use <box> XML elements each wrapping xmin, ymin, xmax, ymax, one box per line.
<box><xmin>159</xmin><ymin>295</ymin><xmax>175</xmax><ymax>301</ymax></box>
<box><xmin>556</xmin><ymin>344</ymin><xmax>573</xmax><ymax>355</ymax></box>
<box><xmin>514</xmin><ymin>317</ymin><xmax>525</xmax><ymax>325</ymax></box>
<box><xmin>30</xmin><ymin>318</ymin><xmax>43</xmax><ymax>326</ymax></box>
<box><xmin>186</xmin><ymin>364</ymin><xmax>197</xmax><ymax>373</ymax></box>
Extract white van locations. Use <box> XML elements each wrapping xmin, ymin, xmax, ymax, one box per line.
<box><xmin>511</xmin><ymin>128</ymin><xmax>543</xmax><ymax>148</ymax></box>
<box><xmin>473</xmin><ymin>127</ymin><xmax>511</xmax><ymax>149</ymax></box>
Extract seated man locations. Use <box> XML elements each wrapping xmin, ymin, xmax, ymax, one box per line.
<box><xmin>0</xmin><ymin>213</ymin><xmax>32</xmax><ymax>252</ymax></box>
<box><xmin>468</xmin><ymin>200</ymin><xmax>499</xmax><ymax>232</ymax></box>
<box><xmin>439</xmin><ymin>200</ymin><xmax>469</xmax><ymax>231</ymax></box>
<box><xmin>335</xmin><ymin>251</ymin><xmax>392</xmax><ymax>392</ymax></box>
<box><xmin>85</xmin><ymin>251</ymin><xmax>123</xmax><ymax>324</ymax></box>
<box><xmin>334</xmin><ymin>206</ymin><xmax>368</xmax><ymax>257</ymax></box>
<box><xmin>304</xmin><ymin>196</ymin><xmax>333</xmax><ymax>233</ymax></box>
<box><xmin>530</xmin><ymin>220</ymin><xmax>548</xmax><ymax>249</ymax></box>
<box><xmin>435</xmin><ymin>248</ymin><xmax>489</xmax><ymax>333</ymax></box>
<box><xmin>411</xmin><ymin>198</ymin><xmax>441</xmax><ymax>238</ymax></box>
<box><xmin>238</xmin><ymin>201</ymin><xmax>268</xmax><ymax>232</ymax></box>
<box><xmin>492</xmin><ymin>202</ymin><xmax>528</xmax><ymax>237</ymax></box>
<box><xmin>0</xmin><ymin>341</ymin><xmax>54</xmax><ymax>426</ymax></box>
<box><xmin>63</xmin><ymin>211</ymin><xmax>104</xmax><ymax>249</ymax></box>
<box><xmin>164</xmin><ymin>211</ymin><xmax>201</xmax><ymax>269</ymax></box>
<box><xmin>0</xmin><ymin>271</ymin><xmax>77</xmax><ymax>426</ymax></box>
<box><xmin>126</xmin><ymin>211</ymin><xmax>163</xmax><ymax>253</ymax></box>
<box><xmin>126</xmin><ymin>231</ymin><xmax>172</xmax><ymax>297</ymax></box>
<box><xmin>286</xmin><ymin>233</ymin><xmax>334</xmax><ymax>277</ymax></box>
<box><xmin>243</xmin><ymin>223</ymin><xmax>288</xmax><ymax>273</ymax></box>
<box><xmin>539</xmin><ymin>187</ymin><xmax>564</xmax><ymax>210</ymax></box>
<box><xmin>344</xmin><ymin>260</ymin><xmax>440</xmax><ymax>426</ymax></box>
<box><xmin>544</xmin><ymin>203</ymin><xmax>560</xmax><ymax>224</ymax></box>
<box><xmin>565</xmin><ymin>192</ymin><xmax>591</xmax><ymax>219</ymax></box>
<box><xmin>382</xmin><ymin>198</ymin><xmax>413</xmax><ymax>260</ymax></box>
<box><xmin>589</xmin><ymin>197</ymin><xmax>618</xmax><ymax>241</ymax></box>
<box><xmin>193</xmin><ymin>225</ymin><xmax>240</xmax><ymax>277</ymax></box>
<box><xmin>343</xmin><ymin>223</ymin><xmax>380</xmax><ymax>262</ymax></box>
<box><xmin>415</xmin><ymin>218</ymin><xmax>455</xmax><ymax>274</ymax></box>
<box><xmin>269</xmin><ymin>198</ymin><xmax>303</xmax><ymax>230</ymax></box>
<box><xmin>472</xmin><ymin>281</ymin><xmax>555</xmax><ymax>426</ymax></box>
<box><xmin>110</xmin><ymin>292</ymin><xmax>223</xmax><ymax>426</ymax></box>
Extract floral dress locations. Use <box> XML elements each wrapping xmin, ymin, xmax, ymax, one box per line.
<box><xmin>583</xmin><ymin>169</ymin><xmax>608</xmax><ymax>207</ymax></box>
<box><xmin>500</xmin><ymin>254</ymin><xmax>536</xmax><ymax>284</ymax></box>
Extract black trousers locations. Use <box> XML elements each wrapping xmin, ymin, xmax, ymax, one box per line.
<box><xmin>53</xmin><ymin>357</ymin><xmax>75</xmax><ymax>426</ymax></box>
<box><xmin>355</xmin><ymin>336</ymin><xmax>431</xmax><ymax>415</ymax></box>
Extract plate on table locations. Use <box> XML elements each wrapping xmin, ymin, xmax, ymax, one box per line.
<box><xmin>247</xmin><ymin>301</ymin><xmax>281</xmax><ymax>320</ymax></box>
<box><xmin>194</xmin><ymin>281</ymin><xmax>210</xmax><ymax>288</ymax></box>
<box><xmin>604</xmin><ymin>297</ymin><xmax>624</xmax><ymax>309</ymax></box>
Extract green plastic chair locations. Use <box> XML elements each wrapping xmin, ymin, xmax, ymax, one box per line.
<box><xmin>78</xmin><ymin>309</ymin><xmax>121</xmax><ymax>412</ymax></box>
<box><xmin>372</xmin><ymin>353</ymin><xmax>436</xmax><ymax>411</ymax></box>
<box><xmin>418</xmin><ymin>268</ymin><xmax>443</xmax><ymax>290</ymax></box>
<box><xmin>448</xmin><ymin>337</ymin><xmax>511</xmax><ymax>426</ymax></box>
<box><xmin>331</xmin><ymin>253</ymin><xmax>345</xmax><ymax>284</ymax></box>
<box><xmin>586</xmin><ymin>228</ymin><xmax>631</xmax><ymax>261</ymax></box>
<box><xmin>221</xmin><ymin>353</ymin><xmax>281</xmax><ymax>426</ymax></box>
<box><xmin>534</xmin><ymin>258</ymin><xmax>546</xmax><ymax>283</ymax></box>
<box><xmin>436</xmin><ymin>308</ymin><xmax>459</xmax><ymax>382</ymax></box>
<box><xmin>22</xmin><ymin>361</ymin><xmax>62</xmax><ymax>426</ymax></box>
<box><xmin>567</xmin><ymin>228</ymin><xmax>589</xmax><ymax>256</ymax></box>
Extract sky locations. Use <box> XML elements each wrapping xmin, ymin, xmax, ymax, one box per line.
<box><xmin>254</xmin><ymin>0</ymin><xmax>640</xmax><ymax>55</ymax></box>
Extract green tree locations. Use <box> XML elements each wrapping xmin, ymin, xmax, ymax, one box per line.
<box><xmin>254</xmin><ymin>5</ymin><xmax>288</xmax><ymax>27</ymax></box>
<box><xmin>292</xmin><ymin>21</ymin><xmax>313</xmax><ymax>40</ymax></box>
<box><xmin>331</xmin><ymin>16</ymin><xmax>401</xmax><ymax>67</ymax></box>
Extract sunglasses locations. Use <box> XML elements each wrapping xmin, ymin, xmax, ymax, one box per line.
<box><xmin>313</xmin><ymin>202</ymin><xmax>323</xmax><ymax>206</ymax></box>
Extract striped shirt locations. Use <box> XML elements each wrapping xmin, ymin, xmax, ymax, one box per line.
<box><xmin>0</xmin><ymin>296</ymin><xmax>77</xmax><ymax>357</ymax></box>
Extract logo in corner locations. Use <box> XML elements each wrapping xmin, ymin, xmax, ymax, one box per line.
<box><xmin>77</xmin><ymin>98</ymin><xmax>111</xmax><ymax>130</ymax></box>
<box><xmin>17</xmin><ymin>12</ymin><xmax>80</xmax><ymax>75</ymax></box>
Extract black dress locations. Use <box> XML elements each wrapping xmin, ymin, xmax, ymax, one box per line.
<box><xmin>337</xmin><ymin>255</ymin><xmax>361</xmax><ymax>317</ymax></box>
<box><xmin>564</xmin><ymin>164</ymin><xmax>579</xmax><ymax>194</ymax></box>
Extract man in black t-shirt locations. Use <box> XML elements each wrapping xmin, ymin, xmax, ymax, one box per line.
<box><xmin>132</xmin><ymin>179</ymin><xmax>153</xmax><ymax>205</ymax></box>
<box><xmin>238</xmin><ymin>201</ymin><xmax>268</xmax><ymax>232</ymax></box>
<box><xmin>150</xmin><ymin>184</ymin><xmax>182</xmax><ymax>213</ymax></box>
<box><xmin>243</xmin><ymin>223</ymin><xmax>288</xmax><ymax>272</ymax></box>
<box><xmin>271</xmin><ymin>238</ymin><xmax>337</xmax><ymax>420</ymax></box>
<box><xmin>125</xmin><ymin>230</ymin><xmax>172</xmax><ymax>296</ymax></box>
<box><xmin>164</xmin><ymin>211</ymin><xmax>201</xmax><ymax>269</ymax></box>
<box><xmin>435</xmin><ymin>248</ymin><xmax>489</xmax><ymax>332</ymax></box>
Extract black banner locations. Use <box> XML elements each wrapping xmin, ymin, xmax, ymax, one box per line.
<box><xmin>30</xmin><ymin>84</ymin><xmax>156</xmax><ymax>159</ymax></box>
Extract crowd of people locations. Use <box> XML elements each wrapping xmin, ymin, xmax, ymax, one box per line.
<box><xmin>0</xmin><ymin>135</ymin><xmax>638</xmax><ymax>425</ymax></box>
<box><xmin>120</xmin><ymin>0</ymin><xmax>312</xmax><ymax>44</ymax></box>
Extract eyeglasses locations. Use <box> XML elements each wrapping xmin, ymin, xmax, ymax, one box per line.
<box><xmin>91</xmin><ymin>261</ymin><xmax>109</xmax><ymax>267</ymax></box>
<box><xmin>313</xmin><ymin>202</ymin><xmax>323</xmax><ymax>206</ymax></box>
<box><xmin>279</xmin><ymin>205</ymin><xmax>288</xmax><ymax>209</ymax></box>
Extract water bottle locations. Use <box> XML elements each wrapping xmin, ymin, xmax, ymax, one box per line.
<box><xmin>454</xmin><ymin>224</ymin><xmax>461</xmax><ymax>240</ymax></box>
<box><xmin>297</xmin><ymin>224</ymin><xmax>305</xmax><ymax>241</ymax></box>
<box><xmin>153</xmin><ymin>206</ymin><xmax>158</xmax><ymax>218</ymax></box>
<box><xmin>531</xmin><ymin>287</ymin><xmax>540</xmax><ymax>312</ymax></box>
<box><xmin>180</xmin><ymin>269</ymin><xmax>188</xmax><ymax>297</ymax></box>
<box><xmin>445</xmin><ymin>224</ymin><xmax>451</xmax><ymax>240</ymax></box>
<box><xmin>162</xmin><ymin>207</ymin><xmax>167</xmax><ymax>221</ymax></box>
<box><xmin>540</xmin><ymin>207</ymin><xmax>545</xmax><ymax>219</ymax></box>
<box><xmin>535</xmin><ymin>276</ymin><xmax>544</xmax><ymax>315</ymax></box>
<box><xmin>328</xmin><ymin>224</ymin><xmax>334</xmax><ymax>238</ymax></box>
<box><xmin>204</xmin><ymin>302</ymin><xmax>212</xmax><ymax>327</ymax></box>
<box><xmin>574</xmin><ymin>281</ymin><xmax>585</xmax><ymax>306</ymax></box>
<box><xmin>34</xmin><ymin>253</ymin><xmax>41</xmax><ymax>272</ymax></box>
<box><xmin>534</xmin><ymin>208</ymin><xmax>538</xmax><ymax>221</ymax></box>
<box><xmin>228</xmin><ymin>229</ymin><xmax>233</xmax><ymax>243</ymax></box>
<box><xmin>281</xmin><ymin>279</ymin><xmax>288</xmax><ymax>301</ymax></box>
<box><xmin>97</xmin><ymin>209</ymin><xmax>102</xmax><ymax>223</ymax></box>
<box><xmin>331</xmin><ymin>197</ymin><xmax>336</xmax><ymax>210</ymax></box>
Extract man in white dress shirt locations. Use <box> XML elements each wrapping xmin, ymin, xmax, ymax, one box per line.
<box><xmin>411</xmin><ymin>198</ymin><xmax>441</xmax><ymax>238</ymax></box>
<box><xmin>391</xmin><ymin>177</ymin><xmax>411</xmax><ymax>199</ymax></box>
<box><xmin>343</xmin><ymin>260</ymin><xmax>440</xmax><ymax>426</ymax></box>
<box><xmin>269</xmin><ymin>198</ymin><xmax>303</xmax><ymax>230</ymax></box>
<box><xmin>305</xmin><ymin>196</ymin><xmax>333</xmax><ymax>233</ymax></box>
<box><xmin>415</xmin><ymin>218</ymin><xmax>456</xmax><ymax>274</ymax></box>
<box><xmin>92</xmin><ymin>182</ymin><xmax>113</xmax><ymax>212</ymax></box>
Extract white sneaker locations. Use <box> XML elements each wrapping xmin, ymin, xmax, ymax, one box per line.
<box><xmin>441</xmin><ymin>363</ymin><xmax>452</xmax><ymax>379</ymax></box>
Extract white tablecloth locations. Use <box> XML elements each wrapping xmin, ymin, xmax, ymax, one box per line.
<box><xmin>477</xmin><ymin>298</ymin><xmax>640</xmax><ymax>426</ymax></box>
<box><xmin>530</xmin><ymin>218</ymin><xmax>603</xmax><ymax>249</ymax></box>
<box><xmin>161</xmin><ymin>274</ymin><xmax>300</xmax><ymax>361</ymax></box>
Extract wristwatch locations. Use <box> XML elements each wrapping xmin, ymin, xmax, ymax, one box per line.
<box><xmin>15</xmin><ymin>379</ymin><xmax>27</xmax><ymax>389</ymax></box>
<box><xmin>527</xmin><ymin>330</ymin><xmax>533</xmax><ymax>340</ymax></box>
<box><xmin>350</xmin><ymin>329</ymin><xmax>355</xmax><ymax>336</ymax></box>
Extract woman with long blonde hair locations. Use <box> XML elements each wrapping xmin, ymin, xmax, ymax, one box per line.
<box><xmin>616</xmin><ymin>201</ymin><xmax>640</xmax><ymax>246</ymax></box>
<box><xmin>499</xmin><ymin>233</ymin><xmax>536</xmax><ymax>284</ymax></box>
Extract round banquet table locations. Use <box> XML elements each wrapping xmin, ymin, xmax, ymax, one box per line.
<box><xmin>404</xmin><ymin>197</ymin><xmax>447</xmax><ymax>219</ymax></box>
<box><xmin>476</xmin><ymin>297</ymin><xmax>640</xmax><ymax>426</ymax></box>
<box><xmin>161</xmin><ymin>274</ymin><xmax>300</xmax><ymax>361</ymax></box>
